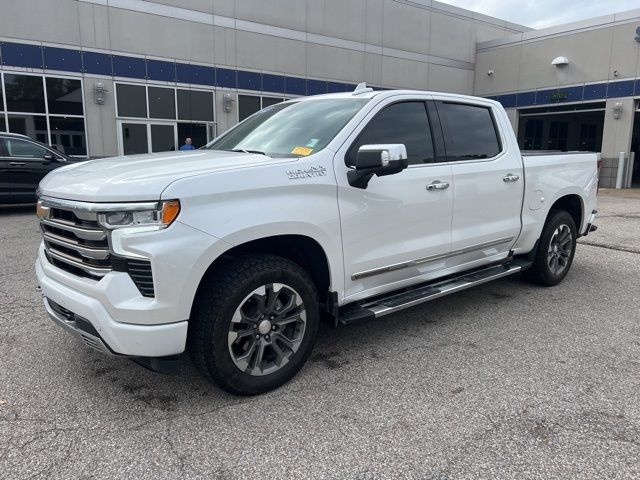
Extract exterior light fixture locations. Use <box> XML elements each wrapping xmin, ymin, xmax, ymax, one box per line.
<box><xmin>551</xmin><ymin>56</ymin><xmax>569</xmax><ymax>67</ymax></box>
<box><xmin>93</xmin><ymin>81</ymin><xmax>107</xmax><ymax>105</ymax></box>
<box><xmin>223</xmin><ymin>93</ymin><xmax>234</xmax><ymax>113</ymax></box>
<box><xmin>612</xmin><ymin>102</ymin><xmax>623</xmax><ymax>119</ymax></box>
<box><xmin>487</xmin><ymin>69</ymin><xmax>494</xmax><ymax>76</ymax></box>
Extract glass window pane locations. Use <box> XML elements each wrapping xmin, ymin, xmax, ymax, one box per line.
<box><xmin>7</xmin><ymin>114</ymin><xmax>48</xmax><ymax>140</ymax></box>
<box><xmin>148</xmin><ymin>86</ymin><xmax>176</xmax><ymax>119</ymax></box>
<box><xmin>0</xmin><ymin>81</ymin><xmax>4</xmax><ymax>111</ymax></box>
<box><xmin>436</xmin><ymin>102</ymin><xmax>501</xmax><ymax>160</ymax></box>
<box><xmin>177</xmin><ymin>90</ymin><xmax>214</xmax><ymax>121</ymax></box>
<box><xmin>122</xmin><ymin>123</ymin><xmax>148</xmax><ymax>155</ymax></box>
<box><xmin>5</xmin><ymin>138</ymin><xmax>48</xmax><ymax>158</ymax></box>
<box><xmin>0</xmin><ymin>116</ymin><xmax>5</xmax><ymax>132</ymax></box>
<box><xmin>45</xmin><ymin>78</ymin><xmax>84</xmax><ymax>115</ymax></box>
<box><xmin>262</xmin><ymin>97</ymin><xmax>283</xmax><ymax>108</ymax></box>
<box><xmin>348</xmin><ymin>102</ymin><xmax>434</xmax><ymax>165</ymax></box>
<box><xmin>178</xmin><ymin>122</ymin><xmax>207</xmax><ymax>149</ymax></box>
<box><xmin>238</xmin><ymin>95</ymin><xmax>261</xmax><ymax>122</ymax></box>
<box><xmin>116</xmin><ymin>84</ymin><xmax>147</xmax><ymax>118</ymax></box>
<box><xmin>210</xmin><ymin>99</ymin><xmax>368</xmax><ymax>157</ymax></box>
<box><xmin>4</xmin><ymin>74</ymin><xmax>46</xmax><ymax>113</ymax></box>
<box><xmin>151</xmin><ymin>124</ymin><xmax>176</xmax><ymax>152</ymax></box>
<box><xmin>49</xmin><ymin>117</ymin><xmax>87</xmax><ymax>156</ymax></box>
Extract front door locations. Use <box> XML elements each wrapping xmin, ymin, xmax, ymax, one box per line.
<box><xmin>335</xmin><ymin>98</ymin><xmax>454</xmax><ymax>301</ymax></box>
<box><xmin>433</xmin><ymin>100</ymin><xmax>523</xmax><ymax>266</ymax></box>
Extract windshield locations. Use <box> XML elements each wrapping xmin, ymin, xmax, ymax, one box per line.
<box><xmin>207</xmin><ymin>98</ymin><xmax>369</xmax><ymax>157</ymax></box>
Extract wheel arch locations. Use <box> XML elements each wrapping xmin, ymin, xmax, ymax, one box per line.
<box><xmin>192</xmin><ymin>234</ymin><xmax>333</xmax><ymax>308</ymax></box>
<box><xmin>548</xmin><ymin>193</ymin><xmax>584</xmax><ymax>232</ymax></box>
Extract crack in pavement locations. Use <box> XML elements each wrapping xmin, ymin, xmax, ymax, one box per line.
<box><xmin>578</xmin><ymin>241</ymin><xmax>640</xmax><ymax>255</ymax></box>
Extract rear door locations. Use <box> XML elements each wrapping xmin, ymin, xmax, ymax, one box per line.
<box><xmin>4</xmin><ymin>137</ymin><xmax>62</xmax><ymax>201</ymax></box>
<box><xmin>433</xmin><ymin>99</ymin><xmax>523</xmax><ymax>267</ymax></box>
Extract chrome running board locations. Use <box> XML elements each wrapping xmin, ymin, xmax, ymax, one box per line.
<box><xmin>338</xmin><ymin>259</ymin><xmax>531</xmax><ymax>325</ymax></box>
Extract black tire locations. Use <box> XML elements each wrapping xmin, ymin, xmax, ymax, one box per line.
<box><xmin>524</xmin><ymin>209</ymin><xmax>577</xmax><ymax>287</ymax></box>
<box><xmin>188</xmin><ymin>254</ymin><xmax>319</xmax><ymax>395</ymax></box>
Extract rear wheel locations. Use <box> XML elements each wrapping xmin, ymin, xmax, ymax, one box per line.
<box><xmin>188</xmin><ymin>254</ymin><xmax>319</xmax><ymax>395</ymax></box>
<box><xmin>524</xmin><ymin>210</ymin><xmax>577</xmax><ymax>286</ymax></box>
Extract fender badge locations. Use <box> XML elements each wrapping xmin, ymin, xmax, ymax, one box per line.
<box><xmin>286</xmin><ymin>166</ymin><xmax>327</xmax><ymax>180</ymax></box>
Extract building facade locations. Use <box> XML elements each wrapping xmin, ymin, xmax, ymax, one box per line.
<box><xmin>0</xmin><ymin>1</ymin><xmax>639</xmax><ymax>188</ymax></box>
<box><xmin>475</xmin><ymin>10</ymin><xmax>640</xmax><ymax>187</ymax></box>
<box><xmin>0</xmin><ymin>0</ymin><xmax>526</xmax><ymax>157</ymax></box>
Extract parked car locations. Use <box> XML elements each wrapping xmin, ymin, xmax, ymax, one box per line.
<box><xmin>0</xmin><ymin>132</ymin><xmax>78</xmax><ymax>204</ymax></box>
<box><xmin>35</xmin><ymin>85</ymin><xmax>599</xmax><ymax>395</ymax></box>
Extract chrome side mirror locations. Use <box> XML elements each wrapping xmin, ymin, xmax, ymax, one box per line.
<box><xmin>348</xmin><ymin>144</ymin><xmax>408</xmax><ymax>189</ymax></box>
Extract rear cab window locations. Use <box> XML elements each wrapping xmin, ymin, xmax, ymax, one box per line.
<box><xmin>435</xmin><ymin>102</ymin><xmax>502</xmax><ymax>161</ymax></box>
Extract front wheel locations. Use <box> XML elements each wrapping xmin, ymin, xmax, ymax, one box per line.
<box><xmin>524</xmin><ymin>210</ymin><xmax>577</xmax><ymax>286</ymax></box>
<box><xmin>188</xmin><ymin>254</ymin><xmax>319</xmax><ymax>395</ymax></box>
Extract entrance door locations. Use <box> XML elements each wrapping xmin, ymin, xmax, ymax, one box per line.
<box><xmin>118</xmin><ymin>121</ymin><xmax>177</xmax><ymax>155</ymax></box>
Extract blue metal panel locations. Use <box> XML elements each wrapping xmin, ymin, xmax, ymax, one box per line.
<box><xmin>607</xmin><ymin>80</ymin><xmax>634</xmax><ymax>98</ymax></box>
<box><xmin>636</xmin><ymin>79</ymin><xmax>640</xmax><ymax>96</ymax></box>
<box><xmin>82</xmin><ymin>51</ymin><xmax>112</xmax><ymax>76</ymax></box>
<box><xmin>1</xmin><ymin>42</ymin><xmax>43</xmax><ymax>69</ymax></box>
<box><xmin>534</xmin><ymin>89</ymin><xmax>553</xmax><ymax>105</ymax></box>
<box><xmin>262</xmin><ymin>73</ymin><xmax>285</xmax><ymax>93</ymax></box>
<box><xmin>176</xmin><ymin>63</ymin><xmax>215</xmax><ymax>85</ymax></box>
<box><xmin>112</xmin><ymin>55</ymin><xmax>146</xmax><ymax>79</ymax></box>
<box><xmin>497</xmin><ymin>94</ymin><xmax>517</xmax><ymax>108</ymax></box>
<box><xmin>583</xmin><ymin>83</ymin><xmax>607</xmax><ymax>101</ymax></box>
<box><xmin>564</xmin><ymin>86</ymin><xmax>584</xmax><ymax>102</ymax></box>
<box><xmin>146</xmin><ymin>59</ymin><xmax>176</xmax><ymax>82</ymax></box>
<box><xmin>516</xmin><ymin>91</ymin><xmax>536</xmax><ymax>107</ymax></box>
<box><xmin>216</xmin><ymin>67</ymin><xmax>236</xmax><ymax>88</ymax></box>
<box><xmin>327</xmin><ymin>82</ymin><xmax>346</xmax><ymax>93</ymax></box>
<box><xmin>43</xmin><ymin>46</ymin><xmax>82</xmax><ymax>72</ymax></box>
<box><xmin>237</xmin><ymin>70</ymin><xmax>261</xmax><ymax>90</ymax></box>
<box><xmin>306</xmin><ymin>79</ymin><xmax>327</xmax><ymax>95</ymax></box>
<box><xmin>285</xmin><ymin>76</ymin><xmax>306</xmax><ymax>95</ymax></box>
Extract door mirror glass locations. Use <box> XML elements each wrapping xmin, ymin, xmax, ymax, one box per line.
<box><xmin>349</xmin><ymin>144</ymin><xmax>408</xmax><ymax>189</ymax></box>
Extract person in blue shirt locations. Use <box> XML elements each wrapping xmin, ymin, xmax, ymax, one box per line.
<box><xmin>179</xmin><ymin>137</ymin><xmax>195</xmax><ymax>151</ymax></box>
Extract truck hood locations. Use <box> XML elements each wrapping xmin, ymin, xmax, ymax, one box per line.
<box><xmin>39</xmin><ymin>150</ymin><xmax>293</xmax><ymax>202</ymax></box>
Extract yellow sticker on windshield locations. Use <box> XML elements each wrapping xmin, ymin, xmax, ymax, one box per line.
<box><xmin>291</xmin><ymin>146</ymin><xmax>313</xmax><ymax>156</ymax></box>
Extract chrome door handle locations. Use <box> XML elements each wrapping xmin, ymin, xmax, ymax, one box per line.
<box><xmin>503</xmin><ymin>174</ymin><xmax>520</xmax><ymax>183</ymax></box>
<box><xmin>9</xmin><ymin>162</ymin><xmax>26</xmax><ymax>166</ymax></box>
<box><xmin>426</xmin><ymin>181</ymin><xmax>450</xmax><ymax>191</ymax></box>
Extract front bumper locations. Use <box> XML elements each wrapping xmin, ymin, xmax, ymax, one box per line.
<box><xmin>37</xmin><ymin>256</ymin><xmax>188</xmax><ymax>357</ymax></box>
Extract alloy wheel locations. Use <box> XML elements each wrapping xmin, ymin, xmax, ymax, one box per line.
<box><xmin>227</xmin><ymin>283</ymin><xmax>307</xmax><ymax>376</ymax></box>
<box><xmin>547</xmin><ymin>224</ymin><xmax>572</xmax><ymax>275</ymax></box>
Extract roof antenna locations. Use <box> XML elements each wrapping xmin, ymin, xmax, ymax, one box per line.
<box><xmin>352</xmin><ymin>82</ymin><xmax>373</xmax><ymax>95</ymax></box>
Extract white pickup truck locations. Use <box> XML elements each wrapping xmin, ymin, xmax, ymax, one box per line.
<box><xmin>35</xmin><ymin>85</ymin><xmax>598</xmax><ymax>395</ymax></box>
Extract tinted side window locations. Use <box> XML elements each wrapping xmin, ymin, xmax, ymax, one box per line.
<box><xmin>5</xmin><ymin>139</ymin><xmax>48</xmax><ymax>158</ymax></box>
<box><xmin>436</xmin><ymin>102</ymin><xmax>501</xmax><ymax>161</ymax></box>
<box><xmin>347</xmin><ymin>101</ymin><xmax>434</xmax><ymax>166</ymax></box>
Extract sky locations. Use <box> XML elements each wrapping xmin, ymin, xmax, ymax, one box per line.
<box><xmin>438</xmin><ymin>0</ymin><xmax>640</xmax><ymax>29</ymax></box>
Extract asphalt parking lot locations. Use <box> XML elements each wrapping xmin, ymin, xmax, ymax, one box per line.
<box><xmin>1</xmin><ymin>190</ymin><xmax>639</xmax><ymax>479</ymax></box>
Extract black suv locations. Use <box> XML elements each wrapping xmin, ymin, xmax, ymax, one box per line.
<box><xmin>0</xmin><ymin>132</ymin><xmax>81</xmax><ymax>204</ymax></box>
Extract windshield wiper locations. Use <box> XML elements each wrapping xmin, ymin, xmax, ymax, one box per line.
<box><xmin>229</xmin><ymin>148</ymin><xmax>267</xmax><ymax>156</ymax></box>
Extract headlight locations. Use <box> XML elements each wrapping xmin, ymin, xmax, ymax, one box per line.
<box><xmin>98</xmin><ymin>200</ymin><xmax>180</xmax><ymax>230</ymax></box>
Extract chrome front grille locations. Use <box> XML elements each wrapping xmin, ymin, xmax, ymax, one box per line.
<box><xmin>40</xmin><ymin>205</ymin><xmax>112</xmax><ymax>279</ymax></box>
